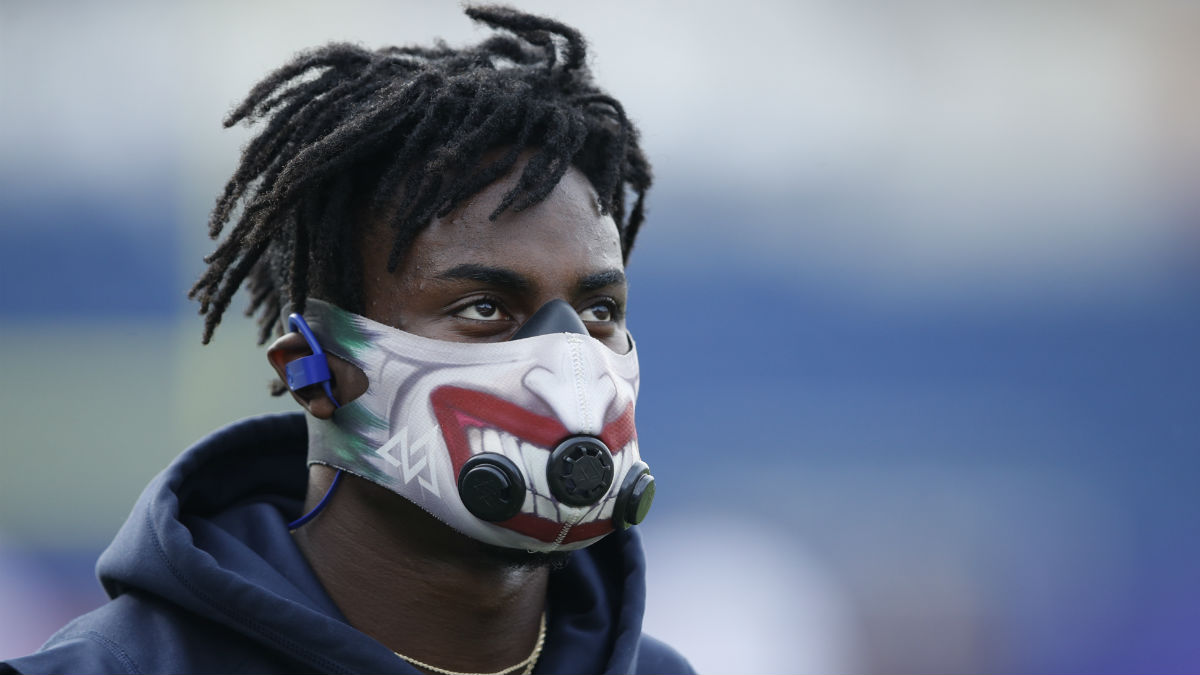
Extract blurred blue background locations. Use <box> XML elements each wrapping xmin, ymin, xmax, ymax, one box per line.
<box><xmin>1</xmin><ymin>2</ymin><xmax>1197</xmax><ymax>672</ymax></box>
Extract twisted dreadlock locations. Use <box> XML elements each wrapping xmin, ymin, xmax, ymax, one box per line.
<box><xmin>189</xmin><ymin>5</ymin><xmax>652</xmax><ymax>346</ymax></box>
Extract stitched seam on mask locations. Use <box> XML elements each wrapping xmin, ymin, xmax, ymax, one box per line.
<box><xmin>567</xmin><ymin>334</ymin><xmax>589</xmax><ymax>431</ymax></box>
<box><xmin>552</xmin><ymin>511</ymin><xmax>584</xmax><ymax>548</ymax></box>
<box><xmin>552</xmin><ymin>522</ymin><xmax>572</xmax><ymax>547</ymax></box>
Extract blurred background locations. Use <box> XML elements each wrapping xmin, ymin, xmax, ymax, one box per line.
<box><xmin>1</xmin><ymin>1</ymin><xmax>1197</xmax><ymax>672</ymax></box>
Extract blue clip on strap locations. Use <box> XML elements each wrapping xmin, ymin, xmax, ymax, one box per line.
<box><xmin>285</xmin><ymin>313</ymin><xmax>340</xmax><ymax>408</ymax></box>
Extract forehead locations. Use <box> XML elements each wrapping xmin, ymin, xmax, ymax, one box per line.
<box><xmin>377</xmin><ymin>162</ymin><xmax>624</xmax><ymax>285</ymax></box>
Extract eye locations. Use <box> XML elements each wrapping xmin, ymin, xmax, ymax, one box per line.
<box><xmin>455</xmin><ymin>299</ymin><xmax>508</xmax><ymax>322</ymax></box>
<box><xmin>579</xmin><ymin>301</ymin><xmax>617</xmax><ymax>323</ymax></box>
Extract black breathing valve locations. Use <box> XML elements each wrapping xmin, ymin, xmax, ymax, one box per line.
<box><xmin>457</xmin><ymin>454</ymin><xmax>526</xmax><ymax>522</ymax></box>
<box><xmin>614</xmin><ymin>460</ymin><xmax>655</xmax><ymax>529</ymax></box>
<box><xmin>547</xmin><ymin>436</ymin><xmax>615</xmax><ymax>506</ymax></box>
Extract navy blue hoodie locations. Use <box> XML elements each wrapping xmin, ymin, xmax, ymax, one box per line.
<box><xmin>1</xmin><ymin>413</ymin><xmax>692</xmax><ymax>674</ymax></box>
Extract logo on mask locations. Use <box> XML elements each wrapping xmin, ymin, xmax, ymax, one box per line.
<box><xmin>374</xmin><ymin>425</ymin><xmax>441</xmax><ymax>497</ymax></box>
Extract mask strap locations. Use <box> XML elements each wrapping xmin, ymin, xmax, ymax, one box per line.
<box><xmin>285</xmin><ymin>313</ymin><xmax>343</xmax><ymax>530</ymax></box>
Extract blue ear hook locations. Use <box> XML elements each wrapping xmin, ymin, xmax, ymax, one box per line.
<box><xmin>285</xmin><ymin>313</ymin><xmax>341</xmax><ymax>408</ymax></box>
<box><xmin>285</xmin><ymin>312</ymin><xmax>343</xmax><ymax>529</ymax></box>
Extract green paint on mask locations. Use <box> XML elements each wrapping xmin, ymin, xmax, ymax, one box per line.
<box><xmin>319</xmin><ymin>424</ymin><xmax>391</xmax><ymax>485</ymax></box>
<box><xmin>322</xmin><ymin>303</ymin><xmax>376</xmax><ymax>362</ymax></box>
<box><xmin>337</xmin><ymin>400</ymin><xmax>388</xmax><ymax>435</ymax></box>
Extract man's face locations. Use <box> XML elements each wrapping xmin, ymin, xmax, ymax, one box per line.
<box><xmin>359</xmin><ymin>161</ymin><xmax>629</xmax><ymax>352</ymax></box>
<box><xmin>286</xmin><ymin>159</ymin><xmax>644</xmax><ymax>553</ymax></box>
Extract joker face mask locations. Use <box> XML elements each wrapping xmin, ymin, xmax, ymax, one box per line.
<box><xmin>290</xmin><ymin>298</ymin><xmax>655</xmax><ymax>552</ymax></box>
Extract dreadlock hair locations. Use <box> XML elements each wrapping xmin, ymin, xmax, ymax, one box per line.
<box><xmin>189</xmin><ymin>5</ymin><xmax>652</xmax><ymax>348</ymax></box>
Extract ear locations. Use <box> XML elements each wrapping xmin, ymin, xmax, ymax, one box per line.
<box><xmin>266</xmin><ymin>332</ymin><xmax>368</xmax><ymax>419</ymax></box>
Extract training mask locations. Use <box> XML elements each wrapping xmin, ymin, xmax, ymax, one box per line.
<box><xmin>288</xmin><ymin>298</ymin><xmax>654</xmax><ymax>552</ymax></box>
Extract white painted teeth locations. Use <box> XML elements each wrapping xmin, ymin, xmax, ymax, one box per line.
<box><xmin>535</xmin><ymin>495</ymin><xmax>555</xmax><ymax>518</ymax></box>
<box><xmin>501</xmin><ymin>431</ymin><xmax>521</xmax><ymax>465</ymax></box>
<box><xmin>522</xmin><ymin>442</ymin><xmax>551</xmax><ymax>496</ymax></box>
<box><xmin>467</xmin><ymin>425</ymin><xmax>542</xmax><ymax>468</ymax></box>
<box><xmin>599</xmin><ymin>497</ymin><xmax>614</xmax><ymax>521</ymax></box>
<box><xmin>482</xmin><ymin>428</ymin><xmax>502</xmax><ymax>455</ymax></box>
<box><xmin>521</xmin><ymin>492</ymin><xmax>535</xmax><ymax>514</ymax></box>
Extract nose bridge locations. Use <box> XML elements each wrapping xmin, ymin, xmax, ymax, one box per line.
<box><xmin>511</xmin><ymin>299</ymin><xmax>587</xmax><ymax>340</ymax></box>
<box><xmin>522</xmin><ymin>335</ymin><xmax>617</xmax><ymax>435</ymax></box>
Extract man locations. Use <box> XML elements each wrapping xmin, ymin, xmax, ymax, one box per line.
<box><xmin>2</xmin><ymin>6</ymin><xmax>691</xmax><ymax>674</ymax></box>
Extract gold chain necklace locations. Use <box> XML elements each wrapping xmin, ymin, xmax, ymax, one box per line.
<box><xmin>393</xmin><ymin>611</ymin><xmax>547</xmax><ymax>675</ymax></box>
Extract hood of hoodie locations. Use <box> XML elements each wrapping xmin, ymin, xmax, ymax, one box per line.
<box><xmin>94</xmin><ymin>412</ymin><xmax>652</xmax><ymax>674</ymax></box>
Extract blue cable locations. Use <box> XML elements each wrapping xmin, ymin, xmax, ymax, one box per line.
<box><xmin>288</xmin><ymin>470</ymin><xmax>343</xmax><ymax>530</ymax></box>
<box><xmin>285</xmin><ymin>313</ymin><xmax>344</xmax><ymax>530</ymax></box>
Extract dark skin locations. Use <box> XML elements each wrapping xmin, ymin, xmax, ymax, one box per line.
<box><xmin>266</xmin><ymin>160</ymin><xmax>628</xmax><ymax>673</ymax></box>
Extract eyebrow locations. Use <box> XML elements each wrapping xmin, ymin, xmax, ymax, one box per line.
<box><xmin>576</xmin><ymin>268</ymin><xmax>626</xmax><ymax>293</ymax></box>
<box><xmin>437</xmin><ymin>264</ymin><xmax>532</xmax><ymax>291</ymax></box>
<box><xmin>435</xmin><ymin>264</ymin><xmax>626</xmax><ymax>294</ymax></box>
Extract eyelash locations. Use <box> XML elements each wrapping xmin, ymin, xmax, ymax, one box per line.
<box><xmin>452</xmin><ymin>295</ymin><xmax>509</xmax><ymax>321</ymax></box>
<box><xmin>583</xmin><ymin>297</ymin><xmax>622</xmax><ymax>322</ymax></box>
